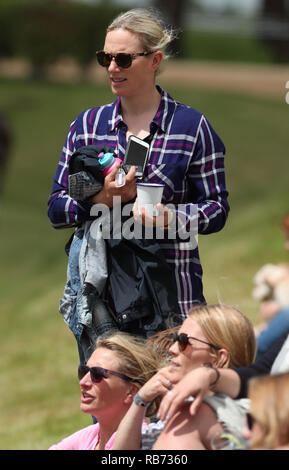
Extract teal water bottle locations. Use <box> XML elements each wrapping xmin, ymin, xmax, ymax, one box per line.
<box><xmin>99</xmin><ymin>152</ymin><xmax>125</xmax><ymax>187</ymax></box>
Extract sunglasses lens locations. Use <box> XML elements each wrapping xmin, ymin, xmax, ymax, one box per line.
<box><xmin>78</xmin><ymin>365</ymin><xmax>89</xmax><ymax>380</ymax></box>
<box><xmin>96</xmin><ymin>52</ymin><xmax>111</xmax><ymax>67</ymax></box>
<box><xmin>96</xmin><ymin>52</ymin><xmax>132</xmax><ymax>68</ymax></box>
<box><xmin>115</xmin><ymin>53</ymin><xmax>132</xmax><ymax>68</ymax></box>
<box><xmin>90</xmin><ymin>368</ymin><xmax>105</xmax><ymax>384</ymax></box>
<box><xmin>178</xmin><ymin>333</ymin><xmax>188</xmax><ymax>351</ymax></box>
<box><xmin>173</xmin><ymin>332</ymin><xmax>187</xmax><ymax>351</ymax></box>
<box><xmin>78</xmin><ymin>365</ymin><xmax>104</xmax><ymax>383</ymax></box>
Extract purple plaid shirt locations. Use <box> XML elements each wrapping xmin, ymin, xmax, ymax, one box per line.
<box><xmin>48</xmin><ymin>86</ymin><xmax>229</xmax><ymax>317</ymax></box>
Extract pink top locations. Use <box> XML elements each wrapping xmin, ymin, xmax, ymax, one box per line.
<box><xmin>49</xmin><ymin>423</ymin><xmax>115</xmax><ymax>450</ymax></box>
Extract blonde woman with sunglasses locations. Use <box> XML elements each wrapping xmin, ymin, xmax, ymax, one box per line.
<box><xmin>244</xmin><ymin>372</ymin><xmax>289</xmax><ymax>450</ymax></box>
<box><xmin>112</xmin><ymin>304</ymin><xmax>256</xmax><ymax>450</ymax></box>
<box><xmin>48</xmin><ymin>8</ymin><xmax>230</xmax><ymax>348</ymax></box>
<box><xmin>49</xmin><ymin>332</ymin><xmax>160</xmax><ymax>450</ymax></box>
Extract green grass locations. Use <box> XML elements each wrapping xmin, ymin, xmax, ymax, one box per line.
<box><xmin>0</xmin><ymin>76</ymin><xmax>288</xmax><ymax>449</ymax></box>
<box><xmin>183</xmin><ymin>30</ymin><xmax>273</xmax><ymax>64</ymax></box>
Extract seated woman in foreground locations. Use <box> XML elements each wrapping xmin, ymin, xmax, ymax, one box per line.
<box><xmin>112</xmin><ymin>304</ymin><xmax>256</xmax><ymax>450</ymax></box>
<box><xmin>156</xmin><ymin>331</ymin><xmax>289</xmax><ymax>439</ymax></box>
<box><xmin>49</xmin><ymin>332</ymin><xmax>160</xmax><ymax>450</ymax></box>
<box><xmin>244</xmin><ymin>372</ymin><xmax>289</xmax><ymax>450</ymax></box>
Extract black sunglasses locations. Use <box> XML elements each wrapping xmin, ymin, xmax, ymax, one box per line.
<box><xmin>78</xmin><ymin>365</ymin><xmax>134</xmax><ymax>384</ymax></box>
<box><xmin>173</xmin><ymin>332</ymin><xmax>220</xmax><ymax>352</ymax></box>
<box><xmin>96</xmin><ymin>50</ymin><xmax>153</xmax><ymax>69</ymax></box>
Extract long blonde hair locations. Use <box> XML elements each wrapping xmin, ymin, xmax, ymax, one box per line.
<box><xmin>96</xmin><ymin>332</ymin><xmax>161</xmax><ymax>416</ymax></box>
<box><xmin>188</xmin><ymin>304</ymin><xmax>256</xmax><ymax>368</ymax></box>
<box><xmin>248</xmin><ymin>373</ymin><xmax>289</xmax><ymax>449</ymax></box>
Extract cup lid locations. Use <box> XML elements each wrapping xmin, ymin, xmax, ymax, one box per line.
<box><xmin>136</xmin><ymin>182</ymin><xmax>165</xmax><ymax>187</ymax></box>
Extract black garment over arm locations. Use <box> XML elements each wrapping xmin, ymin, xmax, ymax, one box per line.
<box><xmin>234</xmin><ymin>332</ymin><xmax>288</xmax><ymax>398</ymax></box>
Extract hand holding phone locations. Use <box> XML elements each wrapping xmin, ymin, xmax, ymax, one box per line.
<box><xmin>123</xmin><ymin>135</ymin><xmax>150</xmax><ymax>179</ymax></box>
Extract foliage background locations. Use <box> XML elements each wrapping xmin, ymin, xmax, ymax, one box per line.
<box><xmin>0</xmin><ymin>0</ymin><xmax>289</xmax><ymax>450</ymax></box>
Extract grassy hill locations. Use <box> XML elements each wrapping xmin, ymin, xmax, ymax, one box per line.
<box><xmin>0</xmin><ymin>76</ymin><xmax>288</xmax><ymax>449</ymax></box>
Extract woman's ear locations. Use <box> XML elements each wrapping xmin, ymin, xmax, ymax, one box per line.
<box><xmin>123</xmin><ymin>383</ymin><xmax>139</xmax><ymax>405</ymax></box>
<box><xmin>214</xmin><ymin>348</ymin><xmax>229</xmax><ymax>368</ymax></box>
<box><xmin>151</xmin><ymin>50</ymin><xmax>163</xmax><ymax>73</ymax></box>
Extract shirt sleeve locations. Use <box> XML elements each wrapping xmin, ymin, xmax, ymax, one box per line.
<box><xmin>181</xmin><ymin>115</ymin><xmax>230</xmax><ymax>235</ymax></box>
<box><xmin>47</xmin><ymin>113</ymin><xmax>94</xmax><ymax>229</ymax></box>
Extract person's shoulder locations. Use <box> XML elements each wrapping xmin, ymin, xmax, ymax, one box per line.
<box><xmin>176</xmin><ymin>102</ymin><xmax>203</xmax><ymax>122</ymax></box>
<box><xmin>76</xmin><ymin>423</ymin><xmax>100</xmax><ymax>440</ymax></box>
<box><xmin>66</xmin><ymin>423</ymin><xmax>100</xmax><ymax>447</ymax></box>
<box><xmin>172</xmin><ymin>101</ymin><xmax>204</xmax><ymax>135</ymax></box>
<box><xmin>160</xmin><ymin>86</ymin><xmax>203</xmax><ymax>119</ymax></box>
<box><xmin>77</xmin><ymin>423</ymin><xmax>99</xmax><ymax>433</ymax></box>
<box><xmin>74</xmin><ymin>101</ymin><xmax>116</xmax><ymax>122</ymax></box>
<box><xmin>48</xmin><ymin>424</ymin><xmax>99</xmax><ymax>450</ymax></box>
<box><xmin>70</xmin><ymin>100</ymin><xmax>117</xmax><ymax>134</ymax></box>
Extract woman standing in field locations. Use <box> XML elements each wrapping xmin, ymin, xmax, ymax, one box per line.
<box><xmin>48</xmin><ymin>8</ymin><xmax>229</xmax><ymax>358</ymax></box>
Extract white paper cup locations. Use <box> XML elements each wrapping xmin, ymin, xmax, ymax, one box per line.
<box><xmin>136</xmin><ymin>182</ymin><xmax>165</xmax><ymax>216</ymax></box>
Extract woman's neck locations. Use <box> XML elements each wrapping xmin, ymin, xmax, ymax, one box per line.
<box><xmin>122</xmin><ymin>86</ymin><xmax>160</xmax><ymax>114</ymax></box>
<box><xmin>96</xmin><ymin>410</ymin><xmax>128</xmax><ymax>450</ymax></box>
<box><xmin>121</xmin><ymin>87</ymin><xmax>161</xmax><ymax>139</ymax></box>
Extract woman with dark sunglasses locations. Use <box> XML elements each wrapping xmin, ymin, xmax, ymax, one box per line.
<box><xmin>112</xmin><ymin>304</ymin><xmax>256</xmax><ymax>450</ymax></box>
<box><xmin>47</xmin><ymin>7</ymin><xmax>229</xmax><ymax>345</ymax></box>
<box><xmin>243</xmin><ymin>372</ymin><xmax>289</xmax><ymax>450</ymax></box>
<box><xmin>153</xmin><ymin>335</ymin><xmax>289</xmax><ymax>450</ymax></box>
<box><xmin>49</xmin><ymin>332</ymin><xmax>160</xmax><ymax>450</ymax></box>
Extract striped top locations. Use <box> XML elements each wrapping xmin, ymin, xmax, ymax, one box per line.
<box><xmin>48</xmin><ymin>86</ymin><xmax>229</xmax><ymax>317</ymax></box>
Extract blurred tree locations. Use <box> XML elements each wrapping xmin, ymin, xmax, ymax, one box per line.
<box><xmin>0</xmin><ymin>1</ymin><xmax>123</xmax><ymax>79</ymax></box>
<box><xmin>154</xmin><ymin>0</ymin><xmax>186</xmax><ymax>57</ymax></box>
<box><xmin>259</xmin><ymin>0</ymin><xmax>289</xmax><ymax>63</ymax></box>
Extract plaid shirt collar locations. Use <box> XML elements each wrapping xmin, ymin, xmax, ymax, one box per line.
<box><xmin>109</xmin><ymin>85</ymin><xmax>176</xmax><ymax>134</ymax></box>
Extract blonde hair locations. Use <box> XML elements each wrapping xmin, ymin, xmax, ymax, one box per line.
<box><xmin>188</xmin><ymin>304</ymin><xmax>256</xmax><ymax>368</ymax></box>
<box><xmin>146</xmin><ymin>326</ymin><xmax>179</xmax><ymax>365</ymax></box>
<box><xmin>107</xmin><ymin>8</ymin><xmax>177</xmax><ymax>62</ymax></box>
<box><xmin>96</xmin><ymin>332</ymin><xmax>160</xmax><ymax>416</ymax></box>
<box><xmin>248</xmin><ymin>373</ymin><xmax>289</xmax><ymax>449</ymax></box>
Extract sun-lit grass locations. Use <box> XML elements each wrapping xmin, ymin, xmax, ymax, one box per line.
<box><xmin>183</xmin><ymin>30</ymin><xmax>273</xmax><ymax>64</ymax></box>
<box><xmin>0</xmin><ymin>76</ymin><xmax>288</xmax><ymax>449</ymax></box>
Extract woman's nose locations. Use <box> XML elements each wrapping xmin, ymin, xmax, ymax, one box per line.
<box><xmin>107</xmin><ymin>57</ymin><xmax>120</xmax><ymax>72</ymax></box>
<box><xmin>79</xmin><ymin>371</ymin><xmax>91</xmax><ymax>386</ymax></box>
<box><xmin>169</xmin><ymin>341</ymin><xmax>179</xmax><ymax>356</ymax></box>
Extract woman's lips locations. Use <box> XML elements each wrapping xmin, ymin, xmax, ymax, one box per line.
<box><xmin>81</xmin><ymin>392</ymin><xmax>94</xmax><ymax>403</ymax></box>
<box><xmin>170</xmin><ymin>360</ymin><xmax>179</xmax><ymax>368</ymax></box>
<box><xmin>110</xmin><ymin>77</ymin><xmax>127</xmax><ymax>84</ymax></box>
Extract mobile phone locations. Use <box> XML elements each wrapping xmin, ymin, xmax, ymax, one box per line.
<box><xmin>123</xmin><ymin>135</ymin><xmax>150</xmax><ymax>179</ymax></box>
